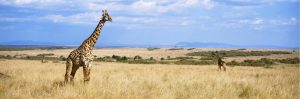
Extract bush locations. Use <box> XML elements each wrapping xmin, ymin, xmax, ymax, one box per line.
<box><xmin>226</xmin><ymin>60</ymin><xmax>240</xmax><ymax>66</ymax></box>
<box><xmin>37</xmin><ymin>53</ymin><xmax>55</xmax><ymax>56</ymax></box>
<box><xmin>227</xmin><ymin>58</ymin><xmax>275</xmax><ymax>66</ymax></box>
<box><xmin>174</xmin><ymin>60</ymin><xmax>214</xmax><ymax>65</ymax></box>
<box><xmin>0</xmin><ymin>55</ymin><xmax>13</xmax><ymax>59</ymax></box>
<box><xmin>158</xmin><ymin>61</ymin><xmax>171</xmax><ymax>64</ymax></box>
<box><xmin>147</xmin><ymin>48</ymin><xmax>160</xmax><ymax>51</ymax></box>
<box><xmin>199</xmin><ymin>57</ymin><xmax>214</xmax><ymax>60</ymax></box>
<box><xmin>149</xmin><ymin>57</ymin><xmax>154</xmax><ymax>60</ymax></box>
<box><xmin>186</xmin><ymin>50</ymin><xmax>291</xmax><ymax>57</ymax></box>
<box><xmin>275</xmin><ymin>57</ymin><xmax>299</xmax><ymax>64</ymax></box>
<box><xmin>167</xmin><ymin>56</ymin><xmax>171</xmax><ymax>60</ymax></box>
<box><xmin>187</xmin><ymin>48</ymin><xmax>195</xmax><ymax>50</ymax></box>
<box><xmin>111</xmin><ymin>55</ymin><xmax>128</xmax><ymax>62</ymax></box>
<box><xmin>59</xmin><ymin>56</ymin><xmax>67</xmax><ymax>61</ymax></box>
<box><xmin>168</xmin><ymin>48</ymin><xmax>184</xmax><ymax>50</ymax></box>
<box><xmin>128</xmin><ymin>60</ymin><xmax>156</xmax><ymax>64</ymax></box>
<box><xmin>238</xmin><ymin>48</ymin><xmax>247</xmax><ymax>50</ymax></box>
<box><xmin>95</xmin><ymin>56</ymin><xmax>115</xmax><ymax>62</ymax></box>
<box><xmin>134</xmin><ymin>55</ymin><xmax>142</xmax><ymax>60</ymax></box>
<box><xmin>173</xmin><ymin>57</ymin><xmax>194</xmax><ymax>60</ymax></box>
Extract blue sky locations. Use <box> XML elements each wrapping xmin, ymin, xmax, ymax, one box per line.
<box><xmin>0</xmin><ymin>0</ymin><xmax>299</xmax><ymax>47</ymax></box>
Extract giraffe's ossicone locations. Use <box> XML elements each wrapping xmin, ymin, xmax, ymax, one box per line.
<box><xmin>65</xmin><ymin>10</ymin><xmax>112</xmax><ymax>83</ymax></box>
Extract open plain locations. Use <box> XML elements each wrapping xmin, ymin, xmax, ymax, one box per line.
<box><xmin>0</xmin><ymin>48</ymin><xmax>299</xmax><ymax>99</ymax></box>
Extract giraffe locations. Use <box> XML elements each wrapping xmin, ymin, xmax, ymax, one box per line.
<box><xmin>65</xmin><ymin>10</ymin><xmax>112</xmax><ymax>83</ymax></box>
<box><xmin>213</xmin><ymin>51</ymin><xmax>226</xmax><ymax>71</ymax></box>
<box><xmin>218</xmin><ymin>58</ymin><xmax>226</xmax><ymax>71</ymax></box>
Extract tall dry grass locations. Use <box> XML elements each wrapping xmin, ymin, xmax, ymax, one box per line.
<box><xmin>0</xmin><ymin>60</ymin><xmax>299</xmax><ymax>99</ymax></box>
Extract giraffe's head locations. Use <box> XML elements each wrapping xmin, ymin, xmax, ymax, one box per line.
<box><xmin>102</xmin><ymin>10</ymin><xmax>112</xmax><ymax>22</ymax></box>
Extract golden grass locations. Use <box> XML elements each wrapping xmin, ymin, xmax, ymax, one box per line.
<box><xmin>0</xmin><ymin>59</ymin><xmax>299</xmax><ymax>99</ymax></box>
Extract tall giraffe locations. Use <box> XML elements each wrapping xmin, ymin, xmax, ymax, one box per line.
<box><xmin>65</xmin><ymin>10</ymin><xmax>112</xmax><ymax>83</ymax></box>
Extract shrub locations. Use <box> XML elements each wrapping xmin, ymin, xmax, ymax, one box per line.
<box><xmin>275</xmin><ymin>57</ymin><xmax>299</xmax><ymax>64</ymax></box>
<box><xmin>167</xmin><ymin>56</ymin><xmax>171</xmax><ymax>60</ymax></box>
<box><xmin>187</xmin><ymin>48</ymin><xmax>195</xmax><ymax>50</ymax></box>
<box><xmin>226</xmin><ymin>60</ymin><xmax>240</xmax><ymax>66</ymax></box>
<box><xmin>186</xmin><ymin>50</ymin><xmax>291</xmax><ymax>57</ymax></box>
<box><xmin>227</xmin><ymin>58</ymin><xmax>275</xmax><ymax>66</ymax></box>
<box><xmin>37</xmin><ymin>53</ymin><xmax>55</xmax><ymax>57</ymax></box>
<box><xmin>147</xmin><ymin>48</ymin><xmax>160</xmax><ymax>51</ymax></box>
<box><xmin>174</xmin><ymin>60</ymin><xmax>213</xmax><ymax>65</ymax></box>
<box><xmin>173</xmin><ymin>57</ymin><xmax>194</xmax><ymax>60</ymax></box>
<box><xmin>0</xmin><ymin>55</ymin><xmax>13</xmax><ymax>59</ymax></box>
<box><xmin>59</xmin><ymin>56</ymin><xmax>66</xmax><ymax>61</ymax></box>
<box><xmin>95</xmin><ymin>56</ymin><xmax>115</xmax><ymax>62</ymax></box>
<box><xmin>199</xmin><ymin>57</ymin><xmax>214</xmax><ymax>60</ymax></box>
<box><xmin>149</xmin><ymin>57</ymin><xmax>154</xmax><ymax>60</ymax></box>
<box><xmin>134</xmin><ymin>55</ymin><xmax>142</xmax><ymax>60</ymax></box>
<box><xmin>128</xmin><ymin>60</ymin><xmax>156</xmax><ymax>64</ymax></box>
<box><xmin>158</xmin><ymin>61</ymin><xmax>171</xmax><ymax>64</ymax></box>
<box><xmin>238</xmin><ymin>48</ymin><xmax>247</xmax><ymax>50</ymax></box>
<box><xmin>111</xmin><ymin>55</ymin><xmax>128</xmax><ymax>62</ymax></box>
<box><xmin>168</xmin><ymin>48</ymin><xmax>184</xmax><ymax>50</ymax></box>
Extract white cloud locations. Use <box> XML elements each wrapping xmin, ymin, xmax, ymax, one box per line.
<box><xmin>234</xmin><ymin>17</ymin><xmax>299</xmax><ymax>26</ymax></box>
<box><xmin>269</xmin><ymin>17</ymin><xmax>298</xmax><ymax>25</ymax></box>
<box><xmin>114</xmin><ymin>16</ymin><xmax>158</xmax><ymax>24</ymax></box>
<box><xmin>212</xmin><ymin>0</ymin><xmax>299</xmax><ymax>7</ymax></box>
<box><xmin>236</xmin><ymin>18</ymin><xmax>264</xmax><ymax>25</ymax></box>
<box><xmin>44</xmin><ymin>15</ymin><xmax>64</xmax><ymax>23</ymax></box>
<box><xmin>0</xmin><ymin>0</ymin><xmax>68</xmax><ymax>7</ymax></box>
<box><xmin>1</xmin><ymin>0</ymin><xmax>214</xmax><ymax>15</ymax></box>
<box><xmin>252</xmin><ymin>18</ymin><xmax>264</xmax><ymax>25</ymax></box>
<box><xmin>0</xmin><ymin>0</ymin><xmax>217</xmax><ymax>27</ymax></box>
<box><xmin>202</xmin><ymin>0</ymin><xmax>214</xmax><ymax>9</ymax></box>
<box><xmin>44</xmin><ymin>12</ymin><xmax>100</xmax><ymax>24</ymax></box>
<box><xmin>0</xmin><ymin>17</ymin><xmax>32</xmax><ymax>22</ymax></box>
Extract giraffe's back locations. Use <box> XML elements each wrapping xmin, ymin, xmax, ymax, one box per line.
<box><xmin>68</xmin><ymin>48</ymin><xmax>93</xmax><ymax>66</ymax></box>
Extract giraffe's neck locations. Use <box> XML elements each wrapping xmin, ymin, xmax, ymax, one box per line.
<box><xmin>79</xmin><ymin>19</ymin><xmax>105</xmax><ymax>52</ymax></box>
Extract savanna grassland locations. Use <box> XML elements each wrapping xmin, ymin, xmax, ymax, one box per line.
<box><xmin>0</xmin><ymin>48</ymin><xmax>299</xmax><ymax>99</ymax></box>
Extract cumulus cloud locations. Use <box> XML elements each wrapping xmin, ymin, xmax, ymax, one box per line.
<box><xmin>0</xmin><ymin>0</ymin><xmax>68</xmax><ymax>8</ymax></box>
<box><xmin>44</xmin><ymin>12</ymin><xmax>101</xmax><ymax>24</ymax></box>
<box><xmin>0</xmin><ymin>0</ymin><xmax>213</xmax><ymax>26</ymax></box>
<box><xmin>219</xmin><ymin>17</ymin><xmax>298</xmax><ymax>30</ymax></box>
<box><xmin>269</xmin><ymin>17</ymin><xmax>298</xmax><ymax>25</ymax></box>
<box><xmin>235</xmin><ymin>18</ymin><xmax>264</xmax><ymax>25</ymax></box>
<box><xmin>213</xmin><ymin>0</ymin><xmax>299</xmax><ymax>7</ymax></box>
<box><xmin>1</xmin><ymin>0</ymin><xmax>214</xmax><ymax>15</ymax></box>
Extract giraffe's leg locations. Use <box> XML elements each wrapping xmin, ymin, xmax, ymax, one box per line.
<box><xmin>222</xmin><ymin>65</ymin><xmax>226</xmax><ymax>72</ymax></box>
<box><xmin>218</xmin><ymin>65</ymin><xmax>222</xmax><ymax>71</ymax></box>
<box><xmin>83</xmin><ymin>62</ymin><xmax>92</xmax><ymax>82</ymax></box>
<box><xmin>70</xmin><ymin>65</ymin><xmax>79</xmax><ymax>82</ymax></box>
<box><xmin>65</xmin><ymin>59</ymin><xmax>73</xmax><ymax>82</ymax></box>
<box><xmin>83</xmin><ymin>66</ymin><xmax>90</xmax><ymax>82</ymax></box>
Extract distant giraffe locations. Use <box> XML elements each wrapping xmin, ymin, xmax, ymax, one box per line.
<box><xmin>65</xmin><ymin>10</ymin><xmax>112</xmax><ymax>83</ymax></box>
<box><xmin>213</xmin><ymin>51</ymin><xmax>226</xmax><ymax>71</ymax></box>
<box><xmin>218</xmin><ymin>58</ymin><xmax>226</xmax><ymax>71</ymax></box>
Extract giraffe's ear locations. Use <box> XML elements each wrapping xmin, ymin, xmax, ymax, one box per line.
<box><xmin>102</xmin><ymin>10</ymin><xmax>104</xmax><ymax>13</ymax></box>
